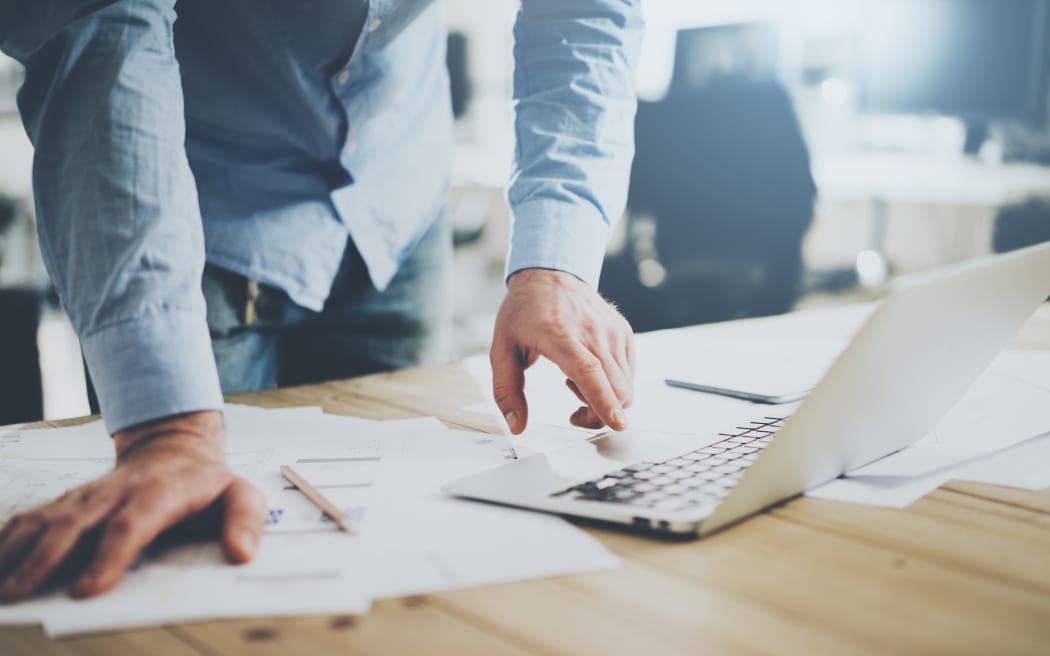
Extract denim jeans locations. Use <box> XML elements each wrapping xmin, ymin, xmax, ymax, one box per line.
<box><xmin>202</xmin><ymin>215</ymin><xmax>452</xmax><ymax>394</ymax></box>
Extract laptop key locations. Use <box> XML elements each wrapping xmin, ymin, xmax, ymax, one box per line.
<box><xmin>684</xmin><ymin>463</ymin><xmax>714</xmax><ymax>473</ymax></box>
<box><xmin>730</xmin><ymin>446</ymin><xmax>759</xmax><ymax>455</ymax></box>
<box><xmin>633</xmin><ymin>470</ymin><xmax>658</xmax><ymax>480</ymax></box>
<box><xmin>699</xmin><ymin>446</ymin><xmax>728</xmax><ymax>455</ymax></box>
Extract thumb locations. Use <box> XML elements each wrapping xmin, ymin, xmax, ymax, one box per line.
<box><xmin>490</xmin><ymin>339</ymin><xmax>528</xmax><ymax>434</ymax></box>
<box><xmin>220</xmin><ymin>478</ymin><xmax>267</xmax><ymax>564</ymax></box>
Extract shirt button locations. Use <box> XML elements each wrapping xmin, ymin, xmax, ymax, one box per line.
<box><xmin>337</xmin><ymin>69</ymin><xmax>350</xmax><ymax>85</ymax></box>
<box><xmin>368</xmin><ymin>18</ymin><xmax>382</xmax><ymax>32</ymax></box>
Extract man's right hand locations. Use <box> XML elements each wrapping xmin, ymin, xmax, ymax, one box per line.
<box><xmin>0</xmin><ymin>410</ymin><xmax>266</xmax><ymax>603</ymax></box>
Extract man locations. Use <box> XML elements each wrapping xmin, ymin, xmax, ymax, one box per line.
<box><xmin>0</xmin><ymin>0</ymin><xmax>642</xmax><ymax>602</ymax></box>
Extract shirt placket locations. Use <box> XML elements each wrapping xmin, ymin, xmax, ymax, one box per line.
<box><xmin>331</xmin><ymin>0</ymin><xmax>387</xmax><ymax>164</ymax></box>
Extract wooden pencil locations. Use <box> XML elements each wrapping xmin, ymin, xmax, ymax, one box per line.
<box><xmin>280</xmin><ymin>464</ymin><xmax>359</xmax><ymax>535</ymax></box>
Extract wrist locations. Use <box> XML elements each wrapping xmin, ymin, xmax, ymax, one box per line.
<box><xmin>114</xmin><ymin>410</ymin><xmax>225</xmax><ymax>464</ymax></box>
<box><xmin>507</xmin><ymin>267</ymin><xmax>583</xmax><ymax>290</ymax></box>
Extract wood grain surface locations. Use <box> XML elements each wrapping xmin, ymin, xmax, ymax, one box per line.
<box><xmin>3</xmin><ymin>304</ymin><xmax>1048</xmax><ymax>655</ymax></box>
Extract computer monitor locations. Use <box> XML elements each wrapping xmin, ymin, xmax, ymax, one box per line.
<box><xmin>858</xmin><ymin>0</ymin><xmax>1050</xmax><ymax>154</ymax></box>
<box><xmin>670</xmin><ymin>23</ymin><xmax>778</xmax><ymax>93</ymax></box>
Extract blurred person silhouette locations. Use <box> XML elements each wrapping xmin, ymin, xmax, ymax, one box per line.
<box><xmin>602</xmin><ymin>24</ymin><xmax>816</xmax><ymax>332</ymax></box>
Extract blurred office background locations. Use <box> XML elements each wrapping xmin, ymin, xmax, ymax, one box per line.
<box><xmin>2</xmin><ymin>0</ymin><xmax>1050</xmax><ymax>424</ymax></box>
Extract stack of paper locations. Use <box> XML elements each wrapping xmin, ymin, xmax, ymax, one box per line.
<box><xmin>361</xmin><ymin>428</ymin><xmax>620</xmax><ymax>599</ymax></box>
<box><xmin>0</xmin><ymin>404</ymin><xmax>619</xmax><ymax>636</ymax></box>
<box><xmin>806</xmin><ymin>350</ymin><xmax>1050</xmax><ymax>507</ymax></box>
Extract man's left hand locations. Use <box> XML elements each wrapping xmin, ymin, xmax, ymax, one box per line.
<box><xmin>490</xmin><ymin>268</ymin><xmax>636</xmax><ymax>434</ymax></box>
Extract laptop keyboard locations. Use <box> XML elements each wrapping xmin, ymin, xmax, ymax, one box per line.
<box><xmin>551</xmin><ymin>417</ymin><xmax>786</xmax><ymax>513</ymax></box>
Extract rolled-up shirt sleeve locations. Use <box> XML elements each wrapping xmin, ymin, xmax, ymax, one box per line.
<box><xmin>506</xmin><ymin>0</ymin><xmax>644</xmax><ymax>287</ymax></box>
<box><xmin>1</xmin><ymin>0</ymin><xmax>223</xmax><ymax>434</ymax></box>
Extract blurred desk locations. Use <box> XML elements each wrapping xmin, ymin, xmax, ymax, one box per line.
<box><xmin>3</xmin><ymin>303</ymin><xmax>1050</xmax><ymax>654</ymax></box>
<box><xmin>809</xmin><ymin>153</ymin><xmax>1050</xmax><ymax>279</ymax></box>
<box><xmin>813</xmin><ymin>153</ymin><xmax>1050</xmax><ymax>206</ymax></box>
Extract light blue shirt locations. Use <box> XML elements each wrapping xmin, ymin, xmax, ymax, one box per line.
<box><xmin>0</xmin><ymin>0</ymin><xmax>643</xmax><ymax>433</ymax></box>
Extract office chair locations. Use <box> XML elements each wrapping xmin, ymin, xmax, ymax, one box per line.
<box><xmin>602</xmin><ymin>75</ymin><xmax>816</xmax><ymax>332</ymax></box>
<box><xmin>994</xmin><ymin>198</ymin><xmax>1050</xmax><ymax>301</ymax></box>
<box><xmin>0</xmin><ymin>195</ymin><xmax>44</xmax><ymax>424</ymax></box>
<box><xmin>994</xmin><ymin>198</ymin><xmax>1050</xmax><ymax>253</ymax></box>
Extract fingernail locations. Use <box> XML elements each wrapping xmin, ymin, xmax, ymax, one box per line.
<box><xmin>239</xmin><ymin>530</ymin><xmax>259</xmax><ymax>555</ymax></box>
<box><xmin>612</xmin><ymin>409</ymin><xmax>626</xmax><ymax>429</ymax></box>
<box><xmin>503</xmin><ymin>410</ymin><xmax>518</xmax><ymax>430</ymax></box>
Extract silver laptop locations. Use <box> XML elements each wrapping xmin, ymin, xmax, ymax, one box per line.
<box><xmin>445</xmin><ymin>242</ymin><xmax>1050</xmax><ymax>536</ymax></box>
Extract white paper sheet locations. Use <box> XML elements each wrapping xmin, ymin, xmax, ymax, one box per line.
<box><xmin>847</xmin><ymin>351</ymin><xmax>1050</xmax><ymax>478</ymax></box>
<box><xmin>807</xmin><ymin>351</ymin><xmax>1050</xmax><ymax>507</ymax></box>
<box><xmin>806</xmin><ymin>432</ymin><xmax>1050</xmax><ymax>508</ymax></box>
<box><xmin>1</xmin><ymin>406</ymin><xmax>621</xmax><ymax>636</ymax></box>
<box><xmin>950</xmin><ymin>432</ymin><xmax>1050</xmax><ymax>490</ymax></box>
<box><xmin>360</xmin><ymin>427</ymin><xmax>621</xmax><ymax>600</ymax></box>
<box><xmin>40</xmin><ymin>532</ymin><xmax>369</xmax><ymax>636</ymax></box>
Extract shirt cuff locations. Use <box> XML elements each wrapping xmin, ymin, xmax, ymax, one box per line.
<box><xmin>505</xmin><ymin>198</ymin><xmax>611</xmax><ymax>288</ymax></box>
<box><xmin>80</xmin><ymin>309</ymin><xmax>224</xmax><ymax>435</ymax></box>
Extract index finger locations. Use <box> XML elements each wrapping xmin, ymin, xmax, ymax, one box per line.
<box><xmin>550</xmin><ymin>339</ymin><xmax>626</xmax><ymax>431</ymax></box>
<box><xmin>70</xmin><ymin>491</ymin><xmax>182</xmax><ymax>598</ymax></box>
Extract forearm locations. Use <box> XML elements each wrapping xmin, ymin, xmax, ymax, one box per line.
<box><xmin>3</xmin><ymin>1</ymin><xmax>223</xmax><ymax>433</ymax></box>
<box><xmin>507</xmin><ymin>0</ymin><xmax>644</xmax><ymax>287</ymax></box>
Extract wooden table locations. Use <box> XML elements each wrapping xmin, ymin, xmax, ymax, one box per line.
<box><xmin>4</xmin><ymin>305</ymin><xmax>1050</xmax><ymax>655</ymax></box>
